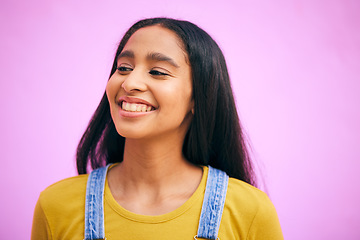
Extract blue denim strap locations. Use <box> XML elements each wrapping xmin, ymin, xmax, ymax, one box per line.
<box><xmin>84</xmin><ymin>165</ymin><xmax>110</xmax><ymax>240</ymax></box>
<box><xmin>196</xmin><ymin>166</ymin><xmax>229</xmax><ymax>240</ymax></box>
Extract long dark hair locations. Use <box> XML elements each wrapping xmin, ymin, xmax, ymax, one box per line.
<box><xmin>76</xmin><ymin>17</ymin><xmax>257</xmax><ymax>186</ymax></box>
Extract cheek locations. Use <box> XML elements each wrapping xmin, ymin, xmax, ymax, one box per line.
<box><xmin>160</xmin><ymin>84</ymin><xmax>193</xmax><ymax>112</ymax></box>
<box><xmin>106</xmin><ymin>75</ymin><xmax>119</xmax><ymax>102</ymax></box>
<box><xmin>178</xmin><ymin>81</ymin><xmax>193</xmax><ymax>110</ymax></box>
<box><xmin>106</xmin><ymin>77</ymin><xmax>120</xmax><ymax>126</ymax></box>
<box><xmin>105</xmin><ymin>82</ymin><xmax>112</xmax><ymax>102</ymax></box>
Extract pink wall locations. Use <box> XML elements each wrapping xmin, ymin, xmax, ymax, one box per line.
<box><xmin>1</xmin><ymin>0</ymin><xmax>359</xmax><ymax>239</ymax></box>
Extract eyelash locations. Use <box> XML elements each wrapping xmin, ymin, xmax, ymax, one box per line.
<box><xmin>117</xmin><ymin>66</ymin><xmax>132</xmax><ymax>73</ymax></box>
<box><xmin>116</xmin><ymin>67</ymin><xmax>169</xmax><ymax>76</ymax></box>
<box><xmin>149</xmin><ymin>70</ymin><xmax>169</xmax><ymax>76</ymax></box>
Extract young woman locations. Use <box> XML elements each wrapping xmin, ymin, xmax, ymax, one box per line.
<box><xmin>32</xmin><ymin>18</ymin><xmax>283</xmax><ymax>239</ymax></box>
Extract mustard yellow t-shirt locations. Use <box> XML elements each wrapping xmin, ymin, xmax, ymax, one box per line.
<box><xmin>31</xmin><ymin>166</ymin><xmax>283</xmax><ymax>240</ymax></box>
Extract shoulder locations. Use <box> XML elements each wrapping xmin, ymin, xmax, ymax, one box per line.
<box><xmin>225</xmin><ymin>177</ymin><xmax>275</xmax><ymax>221</ymax></box>
<box><xmin>221</xmin><ymin>177</ymin><xmax>283</xmax><ymax>239</ymax></box>
<box><xmin>38</xmin><ymin>174</ymin><xmax>89</xmax><ymax>216</ymax></box>
<box><xmin>40</xmin><ymin>174</ymin><xmax>88</xmax><ymax>199</ymax></box>
<box><xmin>32</xmin><ymin>175</ymin><xmax>89</xmax><ymax>239</ymax></box>
<box><xmin>226</xmin><ymin>177</ymin><xmax>272</xmax><ymax>211</ymax></box>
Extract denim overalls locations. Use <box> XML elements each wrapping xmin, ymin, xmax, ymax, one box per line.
<box><xmin>84</xmin><ymin>165</ymin><xmax>229</xmax><ymax>240</ymax></box>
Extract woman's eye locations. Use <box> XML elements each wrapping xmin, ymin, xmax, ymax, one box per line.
<box><xmin>149</xmin><ymin>70</ymin><xmax>169</xmax><ymax>76</ymax></box>
<box><xmin>117</xmin><ymin>66</ymin><xmax>132</xmax><ymax>74</ymax></box>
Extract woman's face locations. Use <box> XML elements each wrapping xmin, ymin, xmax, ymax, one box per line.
<box><xmin>106</xmin><ymin>25</ymin><xmax>193</xmax><ymax>140</ymax></box>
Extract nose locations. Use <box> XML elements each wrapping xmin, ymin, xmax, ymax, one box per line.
<box><xmin>121</xmin><ymin>69</ymin><xmax>147</xmax><ymax>93</ymax></box>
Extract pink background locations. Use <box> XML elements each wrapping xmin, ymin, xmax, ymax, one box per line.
<box><xmin>1</xmin><ymin>0</ymin><xmax>359</xmax><ymax>239</ymax></box>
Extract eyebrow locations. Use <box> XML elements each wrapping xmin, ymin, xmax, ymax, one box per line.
<box><xmin>117</xmin><ymin>50</ymin><xmax>179</xmax><ymax>68</ymax></box>
<box><xmin>147</xmin><ymin>52</ymin><xmax>179</xmax><ymax>68</ymax></box>
<box><xmin>117</xmin><ymin>50</ymin><xmax>134</xmax><ymax>59</ymax></box>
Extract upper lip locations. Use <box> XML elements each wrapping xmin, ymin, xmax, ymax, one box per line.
<box><xmin>117</xmin><ymin>96</ymin><xmax>157</xmax><ymax>109</ymax></box>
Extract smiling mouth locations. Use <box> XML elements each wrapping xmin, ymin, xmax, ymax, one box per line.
<box><xmin>121</xmin><ymin>101</ymin><xmax>156</xmax><ymax>112</ymax></box>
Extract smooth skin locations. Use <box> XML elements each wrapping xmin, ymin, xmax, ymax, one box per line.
<box><xmin>106</xmin><ymin>25</ymin><xmax>203</xmax><ymax>216</ymax></box>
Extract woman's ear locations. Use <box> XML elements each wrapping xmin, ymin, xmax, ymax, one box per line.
<box><xmin>190</xmin><ymin>99</ymin><xmax>194</xmax><ymax>115</ymax></box>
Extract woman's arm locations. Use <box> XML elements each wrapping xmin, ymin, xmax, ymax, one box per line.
<box><xmin>247</xmin><ymin>195</ymin><xmax>284</xmax><ymax>240</ymax></box>
<box><xmin>31</xmin><ymin>197</ymin><xmax>52</xmax><ymax>240</ymax></box>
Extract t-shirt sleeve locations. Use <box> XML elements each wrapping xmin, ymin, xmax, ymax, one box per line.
<box><xmin>247</xmin><ymin>194</ymin><xmax>284</xmax><ymax>240</ymax></box>
<box><xmin>31</xmin><ymin>196</ymin><xmax>52</xmax><ymax>240</ymax></box>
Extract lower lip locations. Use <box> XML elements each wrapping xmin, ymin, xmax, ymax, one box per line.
<box><xmin>118</xmin><ymin>107</ymin><xmax>155</xmax><ymax>118</ymax></box>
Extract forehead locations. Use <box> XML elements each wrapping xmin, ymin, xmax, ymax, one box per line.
<box><xmin>120</xmin><ymin>25</ymin><xmax>187</xmax><ymax>61</ymax></box>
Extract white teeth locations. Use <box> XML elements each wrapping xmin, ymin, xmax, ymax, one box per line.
<box><xmin>121</xmin><ymin>102</ymin><xmax>153</xmax><ymax>112</ymax></box>
<box><xmin>130</xmin><ymin>104</ymin><xmax>137</xmax><ymax>112</ymax></box>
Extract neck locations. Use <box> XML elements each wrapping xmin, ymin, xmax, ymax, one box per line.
<box><xmin>107</xmin><ymin>135</ymin><xmax>203</xmax><ymax>215</ymax></box>
<box><xmin>119</xmin><ymin>135</ymin><xmax>194</xmax><ymax>185</ymax></box>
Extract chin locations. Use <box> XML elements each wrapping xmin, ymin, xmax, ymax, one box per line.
<box><xmin>115</xmin><ymin>127</ymin><xmax>151</xmax><ymax>140</ymax></box>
